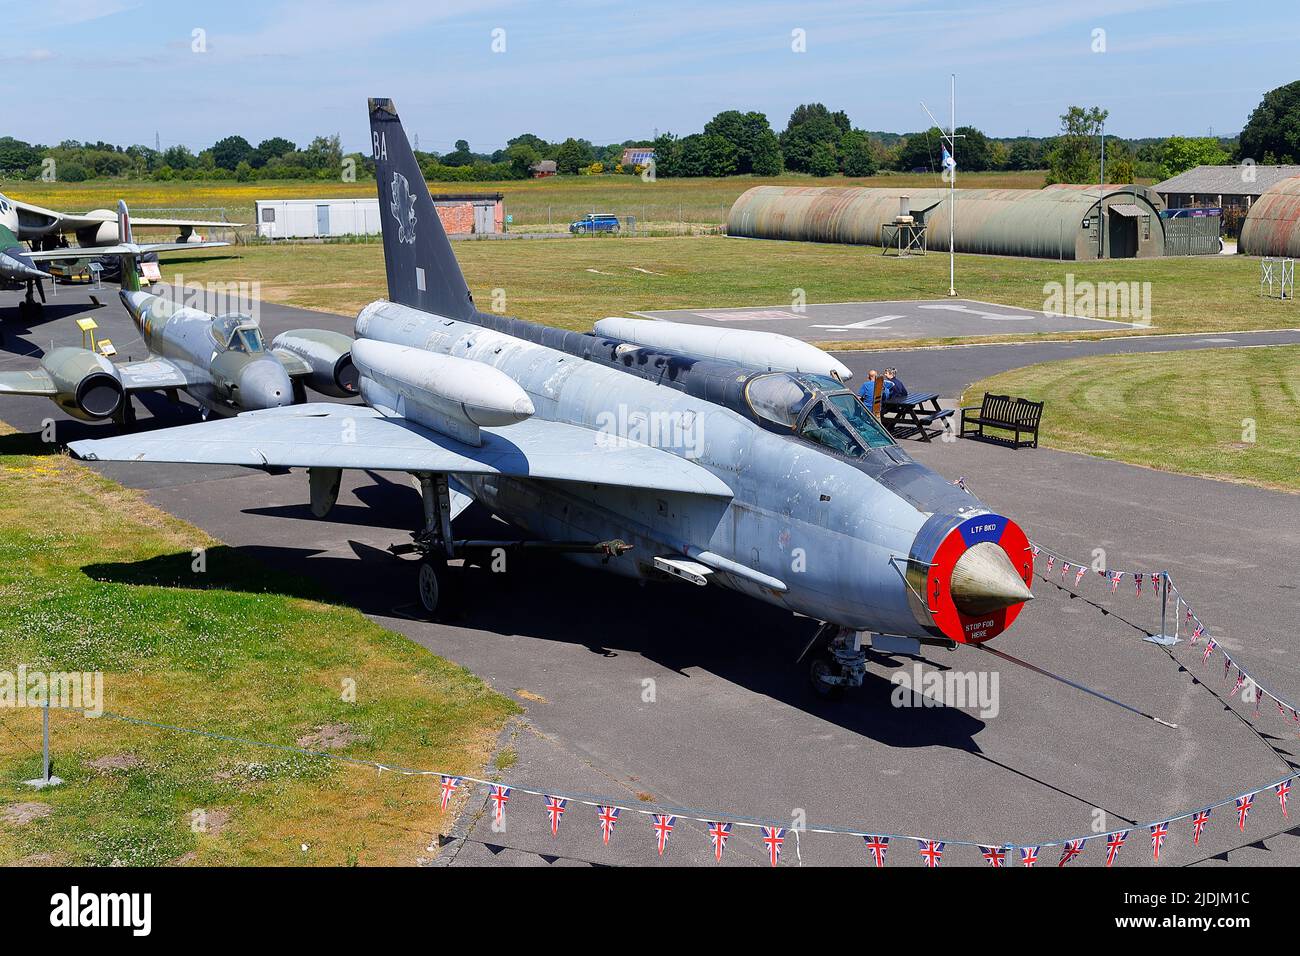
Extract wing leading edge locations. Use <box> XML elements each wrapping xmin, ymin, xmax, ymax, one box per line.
<box><xmin>68</xmin><ymin>403</ymin><xmax>734</xmax><ymax>498</ymax></box>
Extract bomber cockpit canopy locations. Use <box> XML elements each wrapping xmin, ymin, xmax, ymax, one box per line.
<box><xmin>744</xmin><ymin>371</ymin><xmax>894</xmax><ymax>457</ymax></box>
<box><xmin>211</xmin><ymin>314</ymin><xmax>265</xmax><ymax>353</ymax></box>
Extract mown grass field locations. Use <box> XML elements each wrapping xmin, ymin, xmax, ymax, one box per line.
<box><xmin>5</xmin><ymin>170</ymin><xmax>1054</xmax><ymax>232</ymax></box>
<box><xmin>0</xmin><ymin>426</ymin><xmax>518</xmax><ymax>865</ymax></box>
<box><xmin>961</xmin><ymin>346</ymin><xmax>1300</xmax><ymax>492</ymax></box>
<box><xmin>161</xmin><ymin>236</ymin><xmax>1300</xmax><ymax>349</ymax></box>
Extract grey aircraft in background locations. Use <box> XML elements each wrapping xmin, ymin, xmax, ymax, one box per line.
<box><xmin>68</xmin><ymin>98</ymin><xmax>1035</xmax><ymax>696</ymax></box>
<box><xmin>0</xmin><ymin>201</ymin><xmax>356</xmax><ymax>427</ymax></box>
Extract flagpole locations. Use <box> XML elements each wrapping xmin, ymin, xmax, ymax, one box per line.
<box><xmin>948</xmin><ymin>72</ymin><xmax>956</xmax><ymax>297</ymax></box>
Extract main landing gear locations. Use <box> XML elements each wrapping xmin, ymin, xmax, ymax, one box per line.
<box><xmin>17</xmin><ymin>279</ymin><xmax>45</xmax><ymax>320</ymax></box>
<box><xmin>799</xmin><ymin>623</ymin><xmax>869</xmax><ymax>700</ymax></box>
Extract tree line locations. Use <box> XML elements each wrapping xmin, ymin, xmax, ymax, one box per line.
<box><xmin>3</xmin><ymin>80</ymin><xmax>1298</xmax><ymax>186</ymax></box>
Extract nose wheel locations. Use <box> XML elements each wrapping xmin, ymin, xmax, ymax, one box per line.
<box><xmin>801</xmin><ymin>623</ymin><xmax>867</xmax><ymax>699</ymax></box>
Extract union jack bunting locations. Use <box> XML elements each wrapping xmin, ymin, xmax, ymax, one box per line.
<box><xmin>1151</xmin><ymin>573</ymin><xmax>1162</xmax><ymax>597</ymax></box>
<box><xmin>1203</xmin><ymin>639</ymin><xmax>1217</xmax><ymax>663</ymax></box>
<box><xmin>488</xmin><ymin>784</ymin><xmax>511</xmax><ymax>827</ymax></box>
<box><xmin>543</xmin><ymin>796</ymin><xmax>567</xmax><ymax>837</ymax></box>
<box><xmin>1192</xmin><ymin>622</ymin><xmax>1204</xmax><ymax>645</ymax></box>
<box><xmin>1253</xmin><ymin>689</ymin><xmax>1262</xmax><ymax>720</ymax></box>
<box><xmin>761</xmin><ymin>827</ymin><xmax>787</xmax><ymax>867</ymax></box>
<box><xmin>1045</xmin><ymin>555</ymin><xmax>1055</xmax><ymax>573</ymax></box>
<box><xmin>863</xmin><ymin>835</ymin><xmax>890</xmax><ymax>868</ymax></box>
<box><xmin>1236</xmin><ymin>793</ymin><xmax>1254</xmax><ymax>832</ymax></box>
<box><xmin>438</xmin><ymin>775</ymin><xmax>462</xmax><ymax>812</ymax></box>
<box><xmin>1019</xmin><ymin>846</ymin><xmax>1039</xmax><ymax>867</ymax></box>
<box><xmin>1149</xmin><ymin>822</ymin><xmax>1168</xmax><ymax>861</ymax></box>
<box><xmin>1110</xmin><ymin>571</ymin><xmax>1123</xmax><ymax>593</ymax></box>
<box><xmin>1105</xmin><ymin>830</ymin><xmax>1129</xmax><ymax>867</ymax></box>
<box><xmin>1224</xmin><ymin>657</ymin><xmax>1233</xmax><ymax>685</ymax></box>
<box><xmin>1074</xmin><ymin>566</ymin><xmax>1087</xmax><ymax>587</ymax></box>
<box><xmin>596</xmin><ymin>805</ymin><xmax>621</xmax><ymax>845</ymax></box>
<box><xmin>917</xmin><ymin>839</ymin><xmax>945</xmax><ymax>868</ymax></box>
<box><xmin>1232</xmin><ymin>671</ymin><xmax>1246</xmax><ymax>696</ymax></box>
<box><xmin>1191</xmin><ymin>809</ymin><xmax>1211</xmax><ymax>846</ymax></box>
<box><xmin>1058</xmin><ymin>839</ymin><xmax>1085</xmax><ymax>866</ymax></box>
<box><xmin>980</xmin><ymin>845</ymin><xmax>1007</xmax><ymax>868</ymax></box>
<box><xmin>1276</xmin><ymin>780</ymin><xmax>1292</xmax><ymax>819</ymax></box>
<box><xmin>1060</xmin><ymin>561</ymin><xmax>1070</xmax><ymax>581</ymax></box>
<box><xmin>707</xmin><ymin>821</ymin><xmax>732</xmax><ymax>862</ymax></box>
<box><xmin>651</xmin><ymin>814</ymin><xmax>675</xmax><ymax>857</ymax></box>
<box><xmin>1134</xmin><ymin>573</ymin><xmax>1143</xmax><ymax>597</ymax></box>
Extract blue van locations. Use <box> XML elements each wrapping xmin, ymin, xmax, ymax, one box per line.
<box><xmin>569</xmin><ymin>214</ymin><xmax>620</xmax><ymax>234</ymax></box>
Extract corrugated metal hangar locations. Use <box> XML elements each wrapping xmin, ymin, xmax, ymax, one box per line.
<box><xmin>727</xmin><ymin>184</ymin><xmax>1167</xmax><ymax>259</ymax></box>
<box><xmin>1237</xmin><ymin>176</ymin><xmax>1300</xmax><ymax>258</ymax></box>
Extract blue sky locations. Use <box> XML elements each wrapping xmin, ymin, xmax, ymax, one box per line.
<box><xmin>4</xmin><ymin>0</ymin><xmax>1298</xmax><ymax>153</ymax></box>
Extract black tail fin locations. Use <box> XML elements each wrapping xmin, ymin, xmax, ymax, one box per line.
<box><xmin>368</xmin><ymin>97</ymin><xmax>476</xmax><ymax>320</ymax></box>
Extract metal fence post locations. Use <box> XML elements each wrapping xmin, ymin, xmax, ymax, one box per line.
<box><xmin>24</xmin><ymin>700</ymin><xmax>63</xmax><ymax>789</ymax></box>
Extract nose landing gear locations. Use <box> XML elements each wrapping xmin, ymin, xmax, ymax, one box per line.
<box><xmin>800</xmin><ymin>623</ymin><xmax>868</xmax><ymax>700</ymax></box>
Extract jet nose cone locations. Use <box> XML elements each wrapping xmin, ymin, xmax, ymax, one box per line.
<box><xmin>239</xmin><ymin>358</ymin><xmax>294</xmax><ymax>410</ymax></box>
<box><xmin>950</xmin><ymin>541</ymin><xmax>1034</xmax><ymax>616</ymax></box>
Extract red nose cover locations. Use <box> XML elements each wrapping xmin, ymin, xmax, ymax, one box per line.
<box><xmin>927</xmin><ymin>514</ymin><xmax>1033</xmax><ymax>644</ymax></box>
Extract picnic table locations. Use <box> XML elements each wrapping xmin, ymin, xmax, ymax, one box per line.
<box><xmin>880</xmin><ymin>392</ymin><xmax>954</xmax><ymax>442</ymax></box>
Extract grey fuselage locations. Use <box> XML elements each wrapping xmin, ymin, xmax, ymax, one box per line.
<box><xmin>124</xmin><ymin>290</ymin><xmax>292</xmax><ymax>415</ymax></box>
<box><xmin>357</xmin><ymin>301</ymin><xmax>986</xmax><ymax>637</ymax></box>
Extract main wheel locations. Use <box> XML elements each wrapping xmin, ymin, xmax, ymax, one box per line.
<box><xmin>416</xmin><ymin>557</ymin><xmax>462</xmax><ymax>621</ymax></box>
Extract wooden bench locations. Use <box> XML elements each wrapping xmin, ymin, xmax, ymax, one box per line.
<box><xmin>881</xmin><ymin>391</ymin><xmax>954</xmax><ymax>442</ymax></box>
<box><xmin>959</xmin><ymin>392</ymin><xmax>1043</xmax><ymax>449</ymax></box>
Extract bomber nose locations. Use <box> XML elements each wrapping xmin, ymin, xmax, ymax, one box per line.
<box><xmin>950</xmin><ymin>541</ymin><xmax>1034</xmax><ymax>615</ymax></box>
<box><xmin>239</xmin><ymin>358</ymin><xmax>294</xmax><ymax>410</ymax></box>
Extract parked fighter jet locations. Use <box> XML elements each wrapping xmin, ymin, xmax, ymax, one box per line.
<box><xmin>1</xmin><ymin>192</ymin><xmax>233</xmax><ymax>319</ymax></box>
<box><xmin>69</xmin><ymin>99</ymin><xmax>1034</xmax><ymax>696</ymax></box>
<box><xmin>0</xmin><ymin>202</ymin><xmax>356</xmax><ymax>426</ymax></box>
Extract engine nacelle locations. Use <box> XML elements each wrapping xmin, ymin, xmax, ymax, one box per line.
<box><xmin>77</xmin><ymin>214</ymin><xmax>120</xmax><ymax>248</ymax></box>
<box><xmin>42</xmin><ymin>347</ymin><xmax>124</xmax><ymax>421</ymax></box>
<box><xmin>270</xmin><ymin>328</ymin><xmax>358</xmax><ymax>398</ymax></box>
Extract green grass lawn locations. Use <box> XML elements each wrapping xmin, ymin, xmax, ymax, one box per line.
<box><xmin>962</xmin><ymin>346</ymin><xmax>1300</xmax><ymax>492</ymax></box>
<box><xmin>162</xmin><ymin>236</ymin><xmax>1300</xmax><ymax>349</ymax></box>
<box><xmin>0</xmin><ymin>427</ymin><xmax>518</xmax><ymax>865</ymax></box>
<box><xmin>4</xmin><ymin>170</ymin><xmax>1055</xmax><ymax>232</ymax></box>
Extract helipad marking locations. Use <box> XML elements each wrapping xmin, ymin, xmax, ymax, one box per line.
<box><xmin>811</xmin><ymin>315</ymin><xmax>903</xmax><ymax>331</ymax></box>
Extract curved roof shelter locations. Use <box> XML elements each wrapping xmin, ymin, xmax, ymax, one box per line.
<box><xmin>727</xmin><ymin>184</ymin><xmax>1165</xmax><ymax>259</ymax></box>
<box><xmin>1238</xmin><ymin>176</ymin><xmax>1300</xmax><ymax>257</ymax></box>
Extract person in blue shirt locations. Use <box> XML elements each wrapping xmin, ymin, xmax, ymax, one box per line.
<box><xmin>857</xmin><ymin>369</ymin><xmax>879</xmax><ymax>403</ymax></box>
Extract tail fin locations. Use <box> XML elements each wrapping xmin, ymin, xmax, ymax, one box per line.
<box><xmin>117</xmin><ymin>199</ymin><xmax>140</xmax><ymax>293</ymax></box>
<box><xmin>368</xmin><ymin>97</ymin><xmax>476</xmax><ymax>320</ymax></box>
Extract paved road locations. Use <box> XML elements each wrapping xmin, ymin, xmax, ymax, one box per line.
<box><xmin>4</xmin><ymin>286</ymin><xmax>1299</xmax><ymax>866</ymax></box>
<box><xmin>635</xmin><ymin>298</ymin><xmax>1140</xmax><ymax>343</ymax></box>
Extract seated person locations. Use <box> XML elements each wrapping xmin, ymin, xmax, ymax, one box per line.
<box><xmin>882</xmin><ymin>367</ymin><xmax>908</xmax><ymax>402</ymax></box>
<box><xmin>857</xmin><ymin>369</ymin><xmax>879</xmax><ymax>403</ymax></box>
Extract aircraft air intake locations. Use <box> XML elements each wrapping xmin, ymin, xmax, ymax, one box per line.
<box><xmin>949</xmin><ymin>541</ymin><xmax>1034</xmax><ymax>615</ymax></box>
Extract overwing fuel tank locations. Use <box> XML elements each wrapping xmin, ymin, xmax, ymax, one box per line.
<box><xmin>594</xmin><ymin>316</ymin><xmax>852</xmax><ymax>381</ymax></box>
<box><xmin>351</xmin><ymin>338</ymin><xmax>535</xmax><ymax>445</ymax></box>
